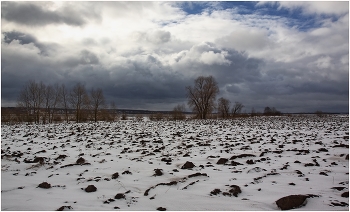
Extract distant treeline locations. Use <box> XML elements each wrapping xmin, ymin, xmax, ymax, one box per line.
<box><xmin>2</xmin><ymin>77</ymin><xmax>340</xmax><ymax>124</ymax></box>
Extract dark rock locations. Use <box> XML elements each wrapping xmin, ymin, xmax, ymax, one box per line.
<box><xmin>38</xmin><ymin>182</ymin><xmax>51</xmax><ymax>189</ymax></box>
<box><xmin>210</xmin><ymin>188</ymin><xmax>221</xmax><ymax>196</ymax></box>
<box><xmin>331</xmin><ymin>187</ymin><xmax>346</xmax><ymax>191</ymax></box>
<box><xmin>331</xmin><ymin>201</ymin><xmax>348</xmax><ymax>207</ymax></box>
<box><xmin>85</xmin><ymin>185</ymin><xmax>97</xmax><ymax>192</ymax></box>
<box><xmin>157</xmin><ymin>207</ymin><xmax>166</xmax><ymax>211</ymax></box>
<box><xmin>231</xmin><ymin>161</ymin><xmax>243</xmax><ymax>166</ymax></box>
<box><xmin>346</xmin><ymin>154</ymin><xmax>349</xmax><ymax>160</ymax></box>
<box><xmin>122</xmin><ymin>170</ymin><xmax>132</xmax><ymax>175</ymax></box>
<box><xmin>56</xmin><ymin>206</ymin><xmax>73</xmax><ymax>211</ymax></box>
<box><xmin>229</xmin><ymin>185</ymin><xmax>242</xmax><ymax>197</ymax></box>
<box><xmin>114</xmin><ymin>193</ymin><xmax>125</xmax><ymax>199</ymax></box>
<box><xmin>76</xmin><ymin>157</ymin><xmax>85</xmax><ymax>164</ymax></box>
<box><xmin>319</xmin><ymin>172</ymin><xmax>328</xmax><ymax>176</ymax></box>
<box><xmin>246</xmin><ymin>159</ymin><xmax>255</xmax><ymax>165</ymax></box>
<box><xmin>188</xmin><ymin>172</ymin><xmax>208</xmax><ymax>178</ymax></box>
<box><xmin>230</xmin><ymin>154</ymin><xmax>255</xmax><ymax>160</ymax></box>
<box><xmin>112</xmin><ymin>172</ymin><xmax>119</xmax><ymax>179</ymax></box>
<box><xmin>154</xmin><ymin>169</ymin><xmax>163</xmax><ymax>176</ymax></box>
<box><xmin>217</xmin><ymin>158</ymin><xmax>228</xmax><ymax>165</ymax></box>
<box><xmin>276</xmin><ymin>195</ymin><xmax>307</xmax><ymax>210</ymax></box>
<box><xmin>341</xmin><ymin>192</ymin><xmax>349</xmax><ymax>198</ymax></box>
<box><xmin>181</xmin><ymin>161</ymin><xmax>195</xmax><ymax>169</ymax></box>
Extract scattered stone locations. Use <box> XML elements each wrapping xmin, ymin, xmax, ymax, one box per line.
<box><xmin>230</xmin><ymin>154</ymin><xmax>255</xmax><ymax>160</ymax></box>
<box><xmin>85</xmin><ymin>185</ymin><xmax>97</xmax><ymax>192</ymax></box>
<box><xmin>112</xmin><ymin>172</ymin><xmax>119</xmax><ymax>179</ymax></box>
<box><xmin>276</xmin><ymin>195</ymin><xmax>307</xmax><ymax>210</ymax></box>
<box><xmin>154</xmin><ymin>169</ymin><xmax>163</xmax><ymax>176</ymax></box>
<box><xmin>217</xmin><ymin>158</ymin><xmax>228</xmax><ymax>165</ymax></box>
<box><xmin>246</xmin><ymin>159</ymin><xmax>255</xmax><ymax>165</ymax></box>
<box><xmin>115</xmin><ymin>193</ymin><xmax>125</xmax><ymax>199</ymax></box>
<box><xmin>38</xmin><ymin>182</ymin><xmax>51</xmax><ymax>189</ymax></box>
<box><xmin>181</xmin><ymin>161</ymin><xmax>195</xmax><ymax>169</ymax></box>
<box><xmin>76</xmin><ymin>157</ymin><xmax>85</xmax><ymax>164</ymax></box>
<box><xmin>331</xmin><ymin>187</ymin><xmax>346</xmax><ymax>191</ymax></box>
<box><xmin>228</xmin><ymin>185</ymin><xmax>242</xmax><ymax>197</ymax></box>
<box><xmin>231</xmin><ymin>161</ymin><xmax>243</xmax><ymax>166</ymax></box>
<box><xmin>341</xmin><ymin>192</ymin><xmax>349</xmax><ymax>198</ymax></box>
<box><xmin>331</xmin><ymin>201</ymin><xmax>348</xmax><ymax>207</ymax></box>
<box><xmin>188</xmin><ymin>172</ymin><xmax>208</xmax><ymax>178</ymax></box>
<box><xmin>56</xmin><ymin>206</ymin><xmax>73</xmax><ymax>211</ymax></box>
<box><xmin>122</xmin><ymin>170</ymin><xmax>132</xmax><ymax>175</ymax></box>
<box><xmin>210</xmin><ymin>188</ymin><xmax>221</xmax><ymax>196</ymax></box>
<box><xmin>319</xmin><ymin>172</ymin><xmax>328</xmax><ymax>176</ymax></box>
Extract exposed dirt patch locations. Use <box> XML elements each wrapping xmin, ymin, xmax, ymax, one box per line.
<box><xmin>276</xmin><ymin>195</ymin><xmax>308</xmax><ymax>210</ymax></box>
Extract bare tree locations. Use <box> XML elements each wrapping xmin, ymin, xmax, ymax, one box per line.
<box><xmin>50</xmin><ymin>83</ymin><xmax>61</xmax><ymax>122</ymax></box>
<box><xmin>90</xmin><ymin>88</ymin><xmax>105</xmax><ymax>122</ymax></box>
<box><xmin>60</xmin><ymin>84</ymin><xmax>70</xmax><ymax>123</ymax></box>
<box><xmin>217</xmin><ymin>97</ymin><xmax>230</xmax><ymax>119</ymax></box>
<box><xmin>69</xmin><ymin>83</ymin><xmax>88</xmax><ymax>123</ymax></box>
<box><xmin>42</xmin><ymin>83</ymin><xmax>51</xmax><ymax>124</ymax></box>
<box><xmin>17</xmin><ymin>80</ymin><xmax>46</xmax><ymax>123</ymax></box>
<box><xmin>231</xmin><ymin>101</ymin><xmax>244</xmax><ymax>117</ymax></box>
<box><xmin>186</xmin><ymin>76</ymin><xmax>219</xmax><ymax>119</ymax></box>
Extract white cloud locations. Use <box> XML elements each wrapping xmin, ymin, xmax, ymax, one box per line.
<box><xmin>277</xmin><ymin>1</ymin><xmax>349</xmax><ymax>16</ymax></box>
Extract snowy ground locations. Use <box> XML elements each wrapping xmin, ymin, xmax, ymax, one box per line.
<box><xmin>1</xmin><ymin>115</ymin><xmax>349</xmax><ymax>211</ymax></box>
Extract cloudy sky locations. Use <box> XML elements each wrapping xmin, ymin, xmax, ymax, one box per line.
<box><xmin>1</xmin><ymin>1</ymin><xmax>349</xmax><ymax>113</ymax></box>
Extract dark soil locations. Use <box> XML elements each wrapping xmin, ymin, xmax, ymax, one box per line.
<box><xmin>38</xmin><ymin>182</ymin><xmax>51</xmax><ymax>189</ymax></box>
<box><xmin>181</xmin><ymin>161</ymin><xmax>195</xmax><ymax>169</ymax></box>
<box><xmin>85</xmin><ymin>185</ymin><xmax>97</xmax><ymax>192</ymax></box>
<box><xmin>76</xmin><ymin>157</ymin><xmax>86</xmax><ymax>164</ymax></box>
<box><xmin>341</xmin><ymin>192</ymin><xmax>349</xmax><ymax>198</ymax></box>
<box><xmin>115</xmin><ymin>193</ymin><xmax>125</xmax><ymax>199</ymax></box>
<box><xmin>230</xmin><ymin>154</ymin><xmax>255</xmax><ymax>160</ymax></box>
<box><xmin>153</xmin><ymin>169</ymin><xmax>163</xmax><ymax>176</ymax></box>
<box><xmin>112</xmin><ymin>172</ymin><xmax>119</xmax><ymax>179</ymax></box>
<box><xmin>216</xmin><ymin>158</ymin><xmax>228</xmax><ymax>164</ymax></box>
<box><xmin>210</xmin><ymin>188</ymin><xmax>221</xmax><ymax>196</ymax></box>
<box><xmin>228</xmin><ymin>185</ymin><xmax>242</xmax><ymax>197</ymax></box>
<box><xmin>276</xmin><ymin>195</ymin><xmax>308</xmax><ymax>210</ymax></box>
<box><xmin>56</xmin><ymin>206</ymin><xmax>72</xmax><ymax>211</ymax></box>
<box><xmin>187</xmin><ymin>172</ymin><xmax>208</xmax><ymax>178</ymax></box>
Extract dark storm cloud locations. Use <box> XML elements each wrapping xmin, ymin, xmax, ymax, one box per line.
<box><xmin>2</xmin><ymin>2</ymin><xmax>86</xmax><ymax>26</ymax></box>
<box><xmin>1</xmin><ymin>2</ymin><xmax>348</xmax><ymax>113</ymax></box>
<box><xmin>3</xmin><ymin>31</ymin><xmax>58</xmax><ymax>56</ymax></box>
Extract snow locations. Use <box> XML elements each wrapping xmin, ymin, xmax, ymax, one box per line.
<box><xmin>1</xmin><ymin>115</ymin><xmax>349</xmax><ymax>211</ymax></box>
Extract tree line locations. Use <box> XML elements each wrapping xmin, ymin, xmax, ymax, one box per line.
<box><xmin>15</xmin><ymin>81</ymin><xmax>116</xmax><ymax>124</ymax></box>
<box><xmin>186</xmin><ymin>75</ymin><xmax>281</xmax><ymax>119</ymax></box>
<box><xmin>10</xmin><ymin>76</ymin><xmax>282</xmax><ymax>124</ymax></box>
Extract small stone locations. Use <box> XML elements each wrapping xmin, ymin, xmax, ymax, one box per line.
<box><xmin>85</xmin><ymin>185</ymin><xmax>97</xmax><ymax>192</ymax></box>
<box><xmin>112</xmin><ymin>172</ymin><xmax>119</xmax><ymax>179</ymax></box>
<box><xmin>38</xmin><ymin>182</ymin><xmax>51</xmax><ymax>189</ymax></box>
<box><xmin>114</xmin><ymin>193</ymin><xmax>125</xmax><ymax>199</ymax></box>
<box><xmin>76</xmin><ymin>157</ymin><xmax>85</xmax><ymax>164</ymax></box>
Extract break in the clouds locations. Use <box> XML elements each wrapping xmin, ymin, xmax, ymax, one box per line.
<box><xmin>1</xmin><ymin>1</ymin><xmax>349</xmax><ymax>113</ymax></box>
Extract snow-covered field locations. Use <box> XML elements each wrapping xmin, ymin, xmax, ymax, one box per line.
<box><xmin>1</xmin><ymin>115</ymin><xmax>349</xmax><ymax>211</ymax></box>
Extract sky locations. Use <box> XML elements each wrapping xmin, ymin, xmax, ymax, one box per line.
<box><xmin>1</xmin><ymin>1</ymin><xmax>349</xmax><ymax>113</ymax></box>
